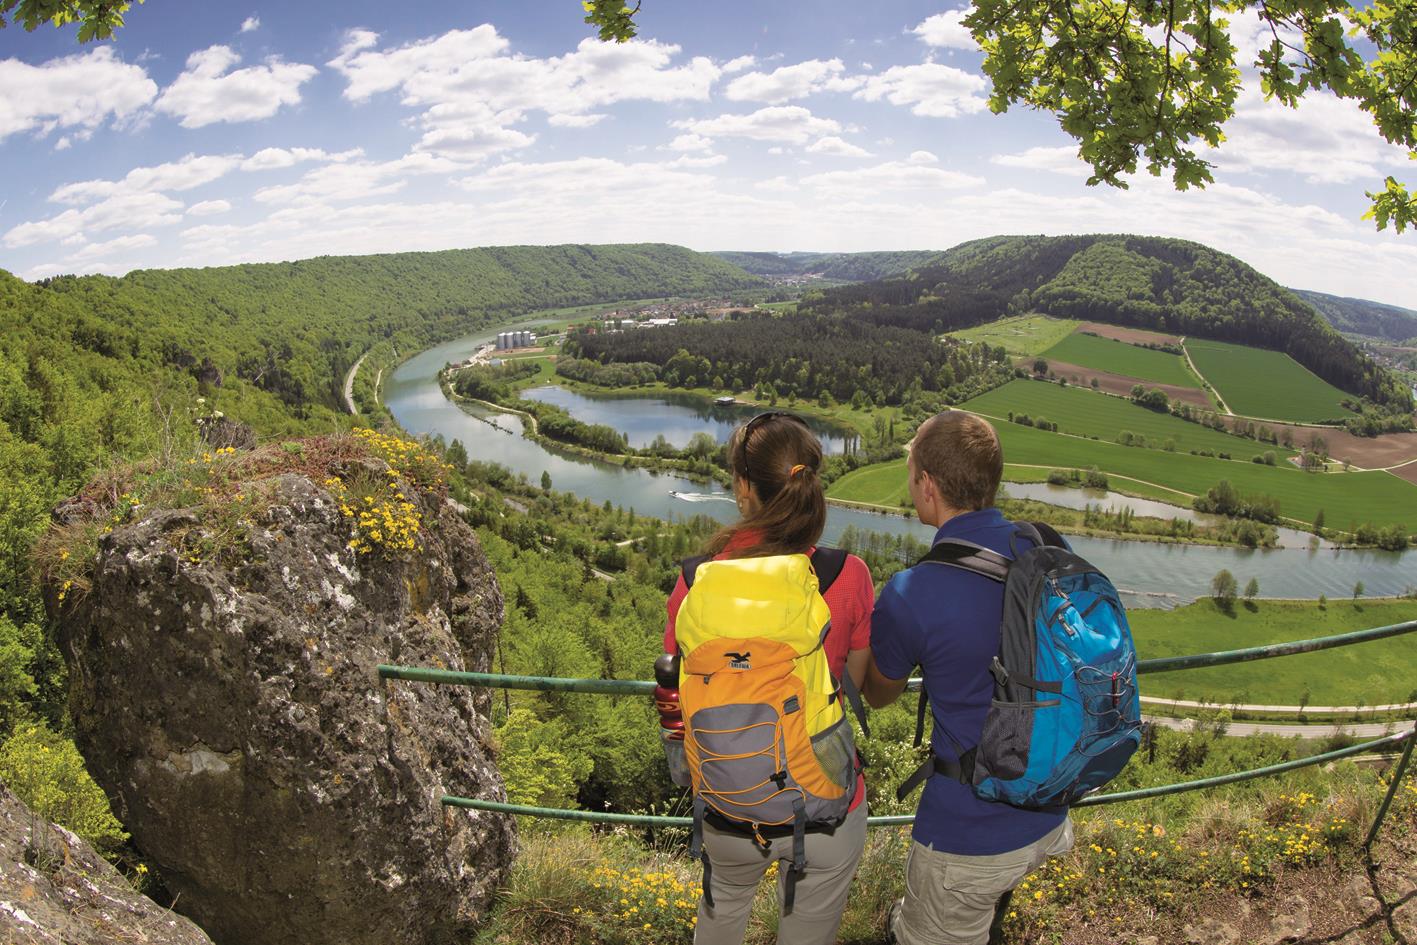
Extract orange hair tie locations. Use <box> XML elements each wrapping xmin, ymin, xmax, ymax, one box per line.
<box><xmin>789</xmin><ymin>464</ymin><xmax>807</xmax><ymax>477</ymax></box>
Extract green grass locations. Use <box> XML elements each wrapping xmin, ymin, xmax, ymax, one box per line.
<box><xmin>828</xmin><ymin>420</ymin><xmax>1417</xmax><ymax>530</ymax></box>
<box><xmin>1042</xmin><ymin>330</ymin><xmax>1199</xmax><ymax>387</ymax></box>
<box><xmin>1134</xmin><ymin>598</ymin><xmax>1417</xmax><ymax>705</ymax></box>
<box><xmin>948</xmin><ymin>314</ymin><xmax>1078</xmax><ymax>356</ymax></box>
<box><xmin>964</xmin><ymin>380</ymin><xmax>1257</xmax><ymax>456</ymax></box>
<box><xmin>1185</xmin><ymin>338</ymin><xmax>1356</xmax><ymax>422</ymax></box>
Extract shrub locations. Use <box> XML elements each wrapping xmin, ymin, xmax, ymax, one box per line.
<box><xmin>0</xmin><ymin>722</ymin><xmax>127</xmax><ymax>853</ymax></box>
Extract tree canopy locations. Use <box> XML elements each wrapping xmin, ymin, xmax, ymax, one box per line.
<box><xmin>586</xmin><ymin>1</ymin><xmax>1417</xmax><ymax>234</ymax></box>
<box><xmin>0</xmin><ymin>0</ymin><xmax>141</xmax><ymax>41</ymax></box>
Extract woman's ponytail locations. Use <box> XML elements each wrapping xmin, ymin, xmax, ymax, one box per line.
<box><xmin>704</xmin><ymin>414</ymin><xmax>826</xmax><ymax>558</ymax></box>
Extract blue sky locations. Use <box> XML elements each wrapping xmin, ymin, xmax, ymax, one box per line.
<box><xmin>2</xmin><ymin>0</ymin><xmax>1415</xmax><ymax>306</ymax></box>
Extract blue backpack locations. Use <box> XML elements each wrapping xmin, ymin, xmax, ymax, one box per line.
<box><xmin>898</xmin><ymin>523</ymin><xmax>1142</xmax><ymax>808</ymax></box>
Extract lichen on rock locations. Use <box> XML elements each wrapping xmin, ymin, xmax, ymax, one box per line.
<box><xmin>0</xmin><ymin>780</ymin><xmax>214</xmax><ymax>945</ymax></box>
<box><xmin>49</xmin><ymin>435</ymin><xmax>515</xmax><ymax>945</ymax></box>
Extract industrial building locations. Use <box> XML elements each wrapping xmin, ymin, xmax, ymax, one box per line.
<box><xmin>495</xmin><ymin>330</ymin><xmax>537</xmax><ymax>350</ymax></box>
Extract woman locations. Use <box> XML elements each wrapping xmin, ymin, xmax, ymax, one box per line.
<box><xmin>663</xmin><ymin>411</ymin><xmax>874</xmax><ymax>945</ymax></box>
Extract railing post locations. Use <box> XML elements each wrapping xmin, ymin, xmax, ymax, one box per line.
<box><xmin>1364</xmin><ymin>722</ymin><xmax>1417</xmax><ymax>851</ymax></box>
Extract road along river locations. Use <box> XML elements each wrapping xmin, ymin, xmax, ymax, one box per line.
<box><xmin>385</xmin><ymin>323</ymin><xmax>1417</xmax><ymax>609</ymax></box>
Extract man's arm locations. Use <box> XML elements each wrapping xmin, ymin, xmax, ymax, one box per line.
<box><xmin>864</xmin><ymin>582</ymin><xmax>916</xmax><ymax>709</ymax></box>
<box><xmin>863</xmin><ymin>653</ymin><xmax>908</xmax><ymax>709</ymax></box>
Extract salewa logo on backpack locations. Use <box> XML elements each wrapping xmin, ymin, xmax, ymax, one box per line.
<box><xmin>724</xmin><ymin>651</ymin><xmax>752</xmax><ymax>670</ymax></box>
<box><xmin>898</xmin><ymin>522</ymin><xmax>1142</xmax><ymax>810</ymax></box>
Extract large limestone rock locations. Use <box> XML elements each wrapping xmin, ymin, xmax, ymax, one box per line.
<box><xmin>0</xmin><ymin>781</ymin><xmax>214</xmax><ymax>945</ymax></box>
<box><xmin>56</xmin><ymin>468</ymin><xmax>515</xmax><ymax>945</ymax></box>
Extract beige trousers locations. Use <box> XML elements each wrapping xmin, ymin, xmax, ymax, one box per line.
<box><xmin>693</xmin><ymin>799</ymin><xmax>868</xmax><ymax>945</ymax></box>
<box><xmin>892</xmin><ymin>817</ymin><xmax>1074</xmax><ymax>945</ymax></box>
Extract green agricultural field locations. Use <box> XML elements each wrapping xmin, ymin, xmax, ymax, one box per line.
<box><xmin>827</xmin><ymin>420</ymin><xmax>1417</xmax><ymax>530</ymax></box>
<box><xmin>964</xmin><ymin>380</ymin><xmax>1255</xmax><ymax>456</ymax></box>
<box><xmin>1134</xmin><ymin>598</ymin><xmax>1417</xmax><ymax>705</ymax></box>
<box><xmin>949</xmin><ymin>314</ymin><xmax>1077</xmax><ymax>356</ymax></box>
<box><xmin>1185</xmin><ymin>338</ymin><xmax>1356</xmax><ymax>422</ymax></box>
<box><xmin>1041</xmin><ymin>330</ymin><xmax>1199</xmax><ymax>388</ymax></box>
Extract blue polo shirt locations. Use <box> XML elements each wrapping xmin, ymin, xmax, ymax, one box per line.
<box><xmin>871</xmin><ymin>507</ymin><xmax>1067</xmax><ymax>855</ymax></box>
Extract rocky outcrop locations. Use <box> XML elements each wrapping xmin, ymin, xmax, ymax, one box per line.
<box><xmin>55</xmin><ymin>467</ymin><xmax>515</xmax><ymax>945</ymax></box>
<box><xmin>0</xmin><ymin>781</ymin><xmax>214</xmax><ymax>945</ymax></box>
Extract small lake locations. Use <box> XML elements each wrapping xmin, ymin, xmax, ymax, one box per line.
<box><xmin>519</xmin><ymin>384</ymin><xmax>858</xmax><ymax>454</ymax></box>
<box><xmin>1001</xmin><ymin>482</ymin><xmax>1335</xmax><ymax>550</ymax></box>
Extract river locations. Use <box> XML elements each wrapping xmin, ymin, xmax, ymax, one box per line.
<box><xmin>385</xmin><ymin>322</ymin><xmax>1417</xmax><ymax>608</ymax></box>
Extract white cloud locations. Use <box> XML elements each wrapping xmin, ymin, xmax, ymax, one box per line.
<box><xmin>240</xmin><ymin>15</ymin><xmax>260</xmax><ymax>33</ymax></box>
<box><xmin>239</xmin><ymin>147</ymin><xmax>363</xmax><ymax>171</ymax></box>
<box><xmin>854</xmin><ymin>63</ymin><xmax>988</xmax><ymax>118</ymax></box>
<box><xmin>4</xmin><ymin>192</ymin><xmax>184</xmax><ymax>248</ymax></box>
<box><xmin>327</xmin><ymin>27</ymin><xmax>719</xmax><ymax>160</ymax></box>
<box><xmin>991</xmin><ymin>145</ymin><xmax>1089</xmax><ymax>177</ymax></box>
<box><xmin>547</xmin><ymin>113</ymin><xmax>607</xmax><ymax>128</ymax></box>
<box><xmin>674</xmin><ymin>106</ymin><xmax>841</xmax><ymax>145</ymax></box>
<box><xmin>666</xmin><ymin>133</ymin><xmax>713</xmax><ymax>152</ymax></box>
<box><xmin>806</xmin><ymin>136</ymin><xmax>871</xmax><ymax>158</ymax></box>
<box><xmin>54</xmin><ymin>137</ymin><xmax>72</xmax><ymax>151</ymax></box>
<box><xmin>68</xmin><ymin>233</ymin><xmax>158</xmax><ymax>261</ymax></box>
<box><xmin>724</xmin><ymin>58</ymin><xmax>858</xmax><ymax>104</ymax></box>
<box><xmin>187</xmin><ymin>200</ymin><xmax>232</xmax><ymax>217</ymax></box>
<box><xmin>0</xmin><ymin>46</ymin><xmax>156</xmax><ymax>141</ymax></box>
<box><xmin>665</xmin><ymin>153</ymin><xmax>728</xmax><ymax>168</ymax></box>
<box><xmin>50</xmin><ymin>153</ymin><xmax>242</xmax><ymax>205</ymax></box>
<box><xmin>907</xmin><ymin>150</ymin><xmax>939</xmax><ymax>165</ymax></box>
<box><xmin>801</xmin><ymin>158</ymin><xmax>985</xmax><ymax>196</ymax></box>
<box><xmin>913</xmin><ymin>10</ymin><xmax>978</xmax><ymax>50</ymax></box>
<box><xmin>252</xmin><ymin>152</ymin><xmax>463</xmax><ymax>204</ymax></box>
<box><xmin>154</xmin><ymin>45</ymin><xmax>317</xmax><ymax>128</ymax></box>
<box><xmin>1212</xmin><ymin>88</ymin><xmax>1411</xmax><ymax>185</ymax></box>
<box><xmin>721</xmin><ymin>55</ymin><xmax>756</xmax><ymax>74</ymax></box>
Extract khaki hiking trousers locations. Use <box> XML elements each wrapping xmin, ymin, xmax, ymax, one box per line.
<box><xmin>694</xmin><ymin>799</ymin><xmax>868</xmax><ymax>945</ymax></box>
<box><xmin>892</xmin><ymin>817</ymin><xmax>1074</xmax><ymax>945</ymax></box>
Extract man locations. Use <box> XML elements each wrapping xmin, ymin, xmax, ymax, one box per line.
<box><xmin>863</xmin><ymin>410</ymin><xmax>1073</xmax><ymax>945</ymax></box>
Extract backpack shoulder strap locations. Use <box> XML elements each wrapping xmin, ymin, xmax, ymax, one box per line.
<box><xmin>680</xmin><ymin>554</ymin><xmax>712</xmax><ymax>589</ymax></box>
<box><xmin>809</xmin><ymin>546</ymin><xmax>848</xmax><ymax>594</ymax></box>
<box><xmin>916</xmin><ymin>539</ymin><xmax>1011</xmax><ymax>583</ymax></box>
<box><xmin>1026</xmin><ymin>520</ymin><xmax>1069</xmax><ymax>549</ymax></box>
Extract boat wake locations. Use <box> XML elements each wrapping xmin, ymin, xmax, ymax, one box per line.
<box><xmin>669</xmin><ymin>491</ymin><xmax>733</xmax><ymax>504</ymax></box>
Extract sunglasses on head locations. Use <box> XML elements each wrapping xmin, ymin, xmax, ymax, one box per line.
<box><xmin>737</xmin><ymin>411</ymin><xmax>809</xmax><ymax>483</ymax></box>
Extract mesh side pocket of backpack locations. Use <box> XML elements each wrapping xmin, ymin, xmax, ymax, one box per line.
<box><xmin>808</xmin><ymin>713</ymin><xmax>856</xmax><ymax>792</ymax></box>
<box><xmin>977</xmin><ymin>699</ymin><xmax>1049</xmax><ymax>783</ymax></box>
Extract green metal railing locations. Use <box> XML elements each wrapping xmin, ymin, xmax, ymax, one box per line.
<box><xmin>378</xmin><ymin>617</ymin><xmax>1417</xmax><ymax>846</ymax></box>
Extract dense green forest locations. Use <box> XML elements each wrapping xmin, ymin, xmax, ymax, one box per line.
<box><xmin>799</xmin><ymin>235</ymin><xmax>1411</xmax><ymax>412</ymax></box>
<box><xmin>0</xmin><ymin>244</ymin><xmax>762</xmax><ymax>862</ymax></box>
<box><xmin>562</xmin><ymin>312</ymin><xmax>1015</xmax><ymax>406</ymax></box>
<box><xmin>711</xmin><ymin>250</ymin><xmax>943</xmax><ymax>281</ymax></box>
<box><xmin>1291</xmin><ymin>288</ymin><xmax>1417</xmax><ymax>342</ymax></box>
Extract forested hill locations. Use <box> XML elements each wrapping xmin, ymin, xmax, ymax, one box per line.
<box><xmin>801</xmin><ymin>234</ymin><xmax>1409</xmax><ymax>410</ymax></box>
<box><xmin>7</xmin><ymin>244</ymin><xmax>761</xmax><ymax>424</ymax></box>
<box><xmin>1291</xmin><ymin>288</ymin><xmax>1417</xmax><ymax>342</ymax></box>
<box><xmin>711</xmin><ymin>250</ymin><xmax>942</xmax><ymax>281</ymax></box>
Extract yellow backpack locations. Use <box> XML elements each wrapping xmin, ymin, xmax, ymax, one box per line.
<box><xmin>675</xmin><ymin>548</ymin><xmax>867</xmax><ymax>908</ymax></box>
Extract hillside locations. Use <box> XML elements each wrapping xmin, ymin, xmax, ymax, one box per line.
<box><xmin>1291</xmin><ymin>287</ymin><xmax>1417</xmax><ymax>342</ymax></box>
<box><xmin>801</xmin><ymin>235</ymin><xmax>1410</xmax><ymax>411</ymax></box>
<box><xmin>711</xmin><ymin>250</ymin><xmax>942</xmax><ymax>281</ymax></box>
<box><xmin>0</xmin><ymin>242</ymin><xmax>762</xmax><ymax>870</ymax></box>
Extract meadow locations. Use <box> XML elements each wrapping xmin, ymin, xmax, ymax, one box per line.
<box><xmin>1042</xmin><ymin>330</ymin><xmax>1200</xmax><ymax>387</ymax></box>
<box><xmin>948</xmin><ymin>314</ymin><xmax>1078</xmax><ymax>355</ymax></box>
<box><xmin>964</xmin><ymin>380</ymin><xmax>1258</xmax><ymax>455</ymax></box>
<box><xmin>828</xmin><ymin>420</ymin><xmax>1417</xmax><ymax>530</ymax></box>
<box><xmin>1133</xmin><ymin>597</ymin><xmax>1417</xmax><ymax>705</ymax></box>
<box><xmin>1185</xmin><ymin>338</ymin><xmax>1356</xmax><ymax>422</ymax></box>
